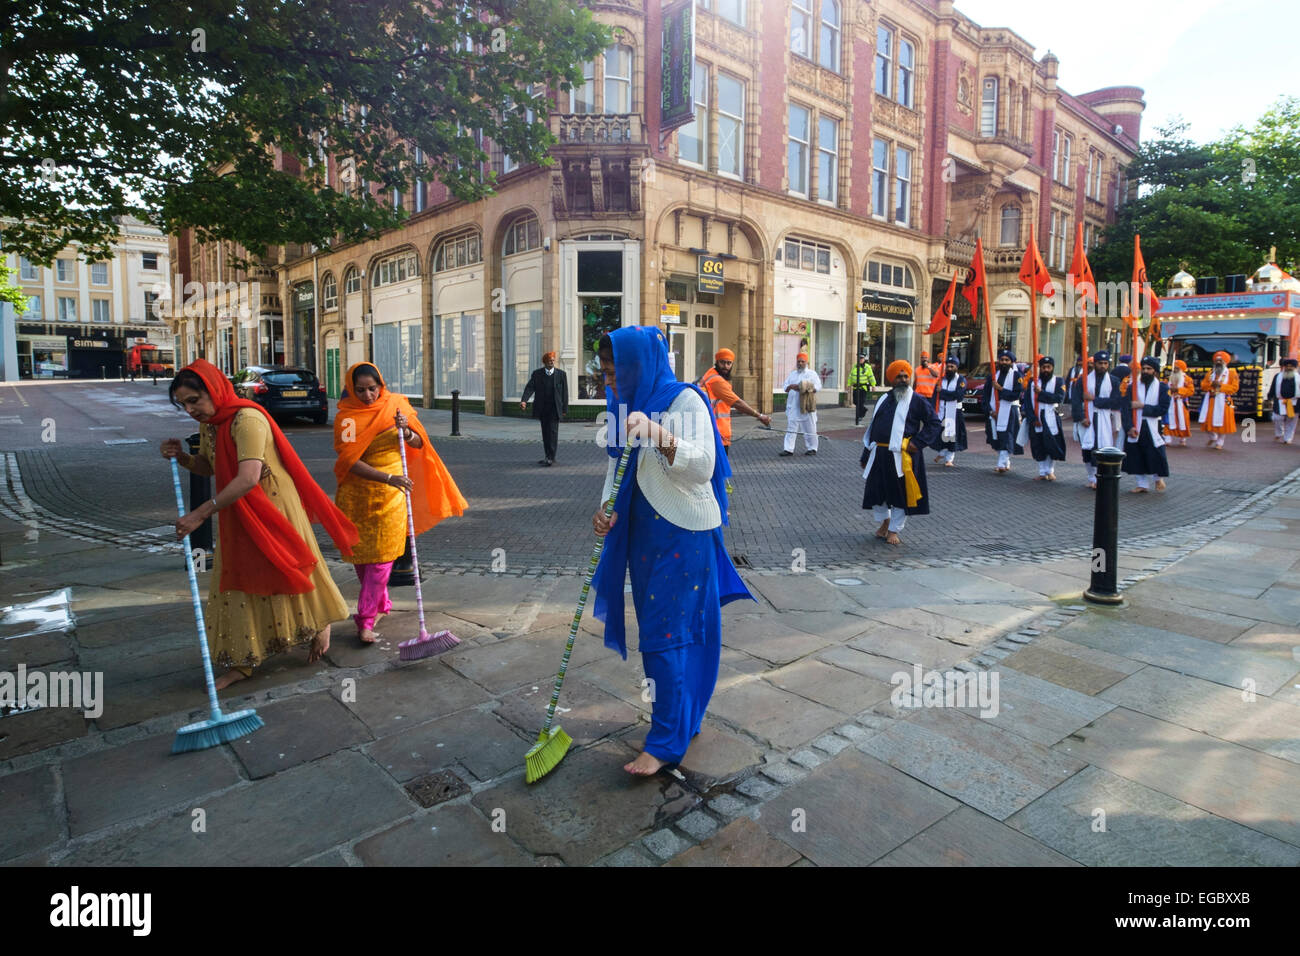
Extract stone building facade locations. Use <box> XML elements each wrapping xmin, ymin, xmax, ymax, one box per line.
<box><xmin>166</xmin><ymin>0</ymin><xmax>1143</xmax><ymax>414</ymax></box>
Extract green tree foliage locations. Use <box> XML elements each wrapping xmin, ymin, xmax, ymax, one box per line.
<box><xmin>1093</xmin><ymin>97</ymin><xmax>1300</xmax><ymax>291</ymax></box>
<box><xmin>1</xmin><ymin>0</ymin><xmax>610</xmax><ymax>264</ymax></box>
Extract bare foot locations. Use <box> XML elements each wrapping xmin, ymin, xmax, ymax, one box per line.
<box><xmin>1131</xmin><ymin>487</ymin><xmax>1148</xmax><ymax>494</ymax></box>
<box><xmin>944</xmin><ymin>461</ymin><xmax>955</xmax><ymax>467</ymax></box>
<box><xmin>308</xmin><ymin>625</ymin><xmax>331</xmax><ymax>663</ymax></box>
<box><xmin>875</xmin><ymin>519</ymin><xmax>890</xmax><ymax>539</ymax></box>
<box><xmin>214</xmin><ymin>669</ymin><xmax>248</xmax><ymax>691</ymax></box>
<box><xmin>358</xmin><ymin>628</ymin><xmax>380</xmax><ymax>644</ymax></box>
<box><xmin>886</xmin><ymin>532</ymin><xmax>902</xmax><ymax>546</ymax></box>
<box><xmin>1046</xmin><ymin>473</ymin><xmax>1057</xmax><ymax>481</ymax></box>
<box><xmin>1155</xmin><ymin>479</ymin><xmax>1167</xmax><ymax>492</ymax></box>
<box><xmin>623</xmin><ymin>751</ymin><xmax>667</xmax><ymax>776</ymax></box>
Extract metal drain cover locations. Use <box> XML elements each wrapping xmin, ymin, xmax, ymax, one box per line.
<box><xmin>731</xmin><ymin>554</ymin><xmax>753</xmax><ymax>568</ymax></box>
<box><xmin>405</xmin><ymin>769</ymin><xmax>468</xmax><ymax>808</ymax></box>
<box><xmin>832</xmin><ymin>577</ymin><xmax>864</xmax><ymax>586</ymax></box>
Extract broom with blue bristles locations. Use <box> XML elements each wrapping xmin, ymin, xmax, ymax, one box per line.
<box><xmin>169</xmin><ymin>457</ymin><xmax>264</xmax><ymax>754</ymax></box>
<box><xmin>525</xmin><ymin>442</ymin><xmax>633</xmax><ymax>783</ymax></box>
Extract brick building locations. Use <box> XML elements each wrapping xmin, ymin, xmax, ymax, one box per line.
<box><xmin>166</xmin><ymin>0</ymin><xmax>1143</xmax><ymax>414</ymax></box>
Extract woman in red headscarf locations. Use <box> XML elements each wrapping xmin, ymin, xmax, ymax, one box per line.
<box><xmin>160</xmin><ymin>359</ymin><xmax>359</xmax><ymax>689</ymax></box>
<box><xmin>333</xmin><ymin>363</ymin><xmax>467</xmax><ymax>643</ymax></box>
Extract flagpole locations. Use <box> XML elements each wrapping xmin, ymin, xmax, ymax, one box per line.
<box><xmin>936</xmin><ymin>271</ymin><xmax>957</xmax><ymax>413</ymax></box>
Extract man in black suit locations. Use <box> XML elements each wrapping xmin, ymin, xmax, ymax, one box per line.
<box><xmin>520</xmin><ymin>350</ymin><xmax>568</xmax><ymax>465</ymax></box>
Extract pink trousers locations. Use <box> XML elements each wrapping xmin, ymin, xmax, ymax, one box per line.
<box><xmin>354</xmin><ymin>561</ymin><xmax>395</xmax><ymax>632</ymax></box>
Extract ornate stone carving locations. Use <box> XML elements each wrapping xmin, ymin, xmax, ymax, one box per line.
<box><xmin>551</xmin><ymin>169</ymin><xmax>567</xmax><ymax>217</ymax></box>
<box><xmin>589</xmin><ymin>157</ymin><xmax>605</xmax><ymax>213</ymax></box>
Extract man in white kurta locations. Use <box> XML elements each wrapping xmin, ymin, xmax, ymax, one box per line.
<box><xmin>1069</xmin><ymin>350</ymin><xmax>1125</xmax><ymax>490</ymax></box>
<box><xmin>781</xmin><ymin>353</ymin><xmax>821</xmax><ymax>456</ymax></box>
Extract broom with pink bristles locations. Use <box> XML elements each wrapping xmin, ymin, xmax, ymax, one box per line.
<box><xmin>395</xmin><ymin>424</ymin><xmax>459</xmax><ymax>660</ymax></box>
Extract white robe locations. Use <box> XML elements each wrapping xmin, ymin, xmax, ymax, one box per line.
<box><xmin>1198</xmin><ymin>367</ymin><xmax>1231</xmax><ymax>428</ymax></box>
<box><xmin>1080</xmin><ymin>373</ymin><xmax>1119</xmax><ymax>451</ymax></box>
<box><xmin>783</xmin><ymin>368</ymin><xmax>821</xmax><ymax>423</ymax></box>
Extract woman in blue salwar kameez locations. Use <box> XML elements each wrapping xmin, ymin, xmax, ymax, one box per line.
<box><xmin>590</xmin><ymin>326</ymin><xmax>753</xmax><ymax>775</ymax></box>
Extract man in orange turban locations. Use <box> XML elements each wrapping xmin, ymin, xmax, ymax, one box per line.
<box><xmin>860</xmin><ymin>359</ymin><xmax>942</xmax><ymax>545</ymax></box>
<box><xmin>521</xmin><ymin>350</ymin><xmax>568</xmax><ymax>465</ymax></box>
<box><xmin>781</xmin><ymin>351</ymin><xmax>821</xmax><ymax>456</ymax></box>
<box><xmin>1166</xmin><ymin>358</ymin><xmax>1194</xmax><ymax>445</ymax></box>
<box><xmin>699</xmin><ymin>347</ymin><xmax>771</xmax><ymax>455</ymax></box>
<box><xmin>1198</xmin><ymin>350</ymin><xmax>1238</xmax><ymax>449</ymax></box>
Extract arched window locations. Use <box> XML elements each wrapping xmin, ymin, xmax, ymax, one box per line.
<box><xmin>819</xmin><ymin>0</ymin><xmax>840</xmax><ymax>72</ymax></box>
<box><xmin>502</xmin><ymin>215</ymin><xmax>541</xmax><ymax>256</ymax></box>
<box><xmin>344</xmin><ymin>267</ymin><xmax>361</xmax><ymax>296</ymax></box>
<box><xmin>1000</xmin><ymin>205</ymin><xmax>1021</xmax><ymax>247</ymax></box>
<box><xmin>604</xmin><ymin>44</ymin><xmax>633</xmax><ymax>114</ymax></box>
<box><xmin>434</xmin><ymin>229</ymin><xmax>483</xmax><ymax>271</ymax></box>
<box><xmin>372</xmin><ymin>250</ymin><xmax>419</xmax><ymax>287</ymax></box>
<box><xmin>864</xmin><ymin>258</ymin><xmax>914</xmax><ymax>289</ymax></box>
<box><xmin>321</xmin><ymin>273</ymin><xmax>338</xmax><ymax>310</ymax></box>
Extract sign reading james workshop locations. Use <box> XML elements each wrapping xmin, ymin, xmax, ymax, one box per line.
<box><xmin>660</xmin><ymin>0</ymin><xmax>695</xmax><ymax>133</ymax></box>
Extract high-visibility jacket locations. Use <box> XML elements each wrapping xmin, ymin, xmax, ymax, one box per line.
<box><xmin>848</xmin><ymin>362</ymin><xmax>876</xmax><ymax>389</ymax></box>
<box><xmin>914</xmin><ymin>362</ymin><xmax>940</xmax><ymax>398</ymax></box>
<box><xmin>699</xmin><ymin>367</ymin><xmax>734</xmax><ymax>445</ymax></box>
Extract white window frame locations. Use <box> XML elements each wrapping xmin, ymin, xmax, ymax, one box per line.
<box><xmin>678</xmin><ymin>64</ymin><xmax>709</xmax><ymax>168</ymax></box>
<box><xmin>788</xmin><ymin>103</ymin><xmax>811</xmax><ymax>197</ymax></box>
<box><xmin>90</xmin><ymin>262</ymin><xmax>108</xmax><ymax>285</ymax></box>
<box><xmin>345</xmin><ymin>268</ymin><xmax>362</xmax><ymax>295</ymax></box>
<box><xmin>791</xmin><ymin>0</ymin><xmax>812</xmax><ymax>59</ymax></box>
<box><xmin>782</xmin><ymin>237</ymin><xmax>832</xmax><ymax>275</ymax></box>
<box><xmin>19</xmin><ymin>257</ymin><xmax>39</xmax><ymax>281</ymax></box>
<box><xmin>141</xmin><ymin>252</ymin><xmax>158</xmax><ymax>271</ymax></box>
<box><xmin>603</xmin><ymin>44</ymin><xmax>633</xmax><ymax>115</ymax></box>
<box><xmin>700</xmin><ymin>0</ymin><xmax>746</xmax><ymax>27</ymax></box>
<box><xmin>1000</xmin><ymin>205</ymin><xmax>1021</xmax><ymax>247</ymax></box>
<box><xmin>92</xmin><ymin>298</ymin><xmax>111</xmax><ymax>323</ymax></box>
<box><xmin>570</xmin><ymin>60</ymin><xmax>596</xmax><ymax>114</ymax></box>
<box><xmin>895</xmin><ymin>146</ymin><xmax>912</xmax><ymax>226</ymax></box>
<box><xmin>897</xmin><ymin>38</ymin><xmax>915</xmax><ymax>109</ymax></box>
<box><xmin>1059</xmin><ymin>133</ymin><xmax>1073</xmax><ymax>185</ymax></box>
<box><xmin>717</xmin><ymin>73</ymin><xmax>744</xmax><ymax>179</ymax></box>
<box><xmin>56</xmin><ymin>259</ymin><xmax>72</xmax><ymax>282</ymax></box>
<box><xmin>22</xmin><ymin>293</ymin><xmax>42</xmax><ymax>319</ymax></box>
<box><xmin>819</xmin><ymin>0</ymin><xmax>840</xmax><ymax>72</ymax></box>
<box><xmin>980</xmin><ymin>77</ymin><xmax>998</xmax><ymax>137</ymax></box>
<box><xmin>434</xmin><ymin>230</ymin><xmax>483</xmax><ymax>271</ymax></box>
<box><xmin>865</xmin><ymin>259</ymin><xmax>915</xmax><ymax>290</ymax></box>
<box><xmin>817</xmin><ymin>115</ymin><xmax>838</xmax><ymax>205</ymax></box>
<box><xmin>58</xmin><ymin>296</ymin><xmax>77</xmax><ymax>322</ymax></box>
<box><xmin>502</xmin><ymin>216</ymin><xmax>541</xmax><ymax>257</ymax></box>
<box><xmin>875</xmin><ymin>25</ymin><xmax>893</xmax><ymax>99</ymax></box>
<box><xmin>872</xmin><ymin>137</ymin><xmax>889</xmax><ymax>219</ymax></box>
<box><xmin>502</xmin><ymin>86</ymin><xmax>536</xmax><ymax>174</ymax></box>
<box><xmin>322</xmin><ymin>274</ymin><xmax>338</xmax><ymax>311</ymax></box>
<box><xmin>372</xmin><ymin>250</ymin><xmax>420</xmax><ymax>287</ymax></box>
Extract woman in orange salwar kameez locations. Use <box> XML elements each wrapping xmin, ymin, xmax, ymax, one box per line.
<box><xmin>333</xmin><ymin>363</ymin><xmax>467</xmax><ymax>644</ymax></box>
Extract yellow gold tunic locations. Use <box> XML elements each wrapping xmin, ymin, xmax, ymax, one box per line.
<box><xmin>199</xmin><ymin>409</ymin><xmax>349</xmax><ymax>668</ymax></box>
<box><xmin>334</xmin><ymin>427</ymin><xmax>408</xmax><ymax>565</ymax></box>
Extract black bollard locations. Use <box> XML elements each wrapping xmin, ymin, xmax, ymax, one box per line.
<box><xmin>450</xmin><ymin>388</ymin><xmax>461</xmax><ymax>437</ymax></box>
<box><xmin>152</xmin><ymin>369</ymin><xmax>158</xmax><ymax>385</ymax></box>
<box><xmin>1084</xmin><ymin>446</ymin><xmax>1126</xmax><ymax>605</ymax></box>
<box><xmin>185</xmin><ymin>433</ymin><xmax>213</xmax><ymax>569</ymax></box>
<box><xmin>388</xmin><ymin>536</ymin><xmax>423</xmax><ymax>587</ymax></box>
<box><xmin>101</xmin><ymin>367</ymin><xmax>106</xmax><ymax>380</ymax></box>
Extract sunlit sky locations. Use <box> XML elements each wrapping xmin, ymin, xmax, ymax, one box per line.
<box><xmin>954</xmin><ymin>0</ymin><xmax>1295</xmax><ymax>143</ymax></box>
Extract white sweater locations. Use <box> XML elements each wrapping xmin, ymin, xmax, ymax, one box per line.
<box><xmin>600</xmin><ymin>388</ymin><xmax>721</xmax><ymax>530</ymax></box>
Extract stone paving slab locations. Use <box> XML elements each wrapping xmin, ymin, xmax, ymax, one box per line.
<box><xmin>854</xmin><ymin>605</ymin><xmax>997</xmax><ymax>646</ymax></box>
<box><xmin>72</xmin><ymin>605</ymin><xmax>190</xmax><ymax>649</ymax></box>
<box><xmin>847</xmin><ymin>627</ymin><xmax>967</xmax><ymax>671</ymax></box>
<box><xmin>937</xmin><ymin>601</ymin><xmax>1048</xmax><ymax>630</ymax></box>
<box><xmin>232</xmin><ymin>691</ymin><xmax>372</xmax><ymax>779</ymax></box>
<box><xmin>764</xmin><ymin>658</ymin><xmax>895</xmax><ymax>714</ymax></box>
<box><xmin>1093</xmin><ymin>602</ymin><xmax>1258</xmax><ymax>645</ymax></box>
<box><xmin>999</xmin><ymin>637</ymin><xmax>1143</xmax><ymax>696</ymax></box>
<box><xmin>1008</xmin><ymin>765</ymin><xmax>1300</xmax><ymax>866</ymax></box>
<box><xmin>872</xmin><ymin>805</ymin><xmax>1078</xmax><ymax>866</ymax></box>
<box><xmin>760</xmin><ymin>749</ymin><xmax>958</xmax><ymax>866</ymax></box>
<box><xmin>707</xmin><ymin>678</ymin><xmax>844</xmax><ymax>749</ymax></box>
<box><xmin>1057</xmin><ymin>707</ymin><xmax>1300</xmax><ymax>848</ymax></box>
<box><xmin>0</xmin><ymin>631</ymin><xmax>74</xmax><ymax>671</ymax></box>
<box><xmin>1229</xmin><ymin>622</ymin><xmax>1300</xmax><ymax>663</ymax></box>
<box><xmin>338</xmin><ymin>660</ymin><xmax>491</xmax><ymax>737</ymax></box>
<box><xmin>0</xmin><ymin>705</ymin><xmax>87</xmax><ymax>760</ymax></box>
<box><xmin>742</xmin><ymin>574</ymin><xmax>857</xmax><ymax>613</ymax></box>
<box><xmin>1056</xmin><ymin>614</ymin><xmax>1298</xmax><ymax>696</ymax></box>
<box><xmin>902</xmin><ymin>567</ymin><xmax>1050</xmax><ymax>605</ymax></box>
<box><xmin>969</xmin><ymin>563</ymin><xmax>1089</xmax><ymax>600</ymax></box>
<box><xmin>860</xmin><ymin>707</ymin><xmax>1086</xmax><ymax>821</ymax></box>
<box><xmin>470</xmin><ymin>740</ymin><xmax>695</xmax><ymax>866</ymax></box>
<box><xmin>831</xmin><ymin>579</ymin><xmax>949</xmax><ymax>612</ymax></box>
<box><xmin>494</xmin><ymin>676</ymin><xmax>639</xmax><ymax>748</ymax></box>
<box><xmin>65</xmin><ymin>585</ymin><xmax>175</xmax><ymax>626</ymax></box>
<box><xmin>1099</xmin><ymin>667</ymin><xmax>1300</xmax><ymax>764</ymax></box>
<box><xmin>1221</xmin><ymin>528</ymin><xmax>1300</xmax><ymax>551</ymax></box>
<box><xmin>62</xmin><ymin>734</ymin><xmax>240</xmax><ymax>837</ymax></box>
<box><xmin>1157</xmin><ymin>572</ymin><xmax>1267</xmax><ymax>600</ymax></box>
<box><xmin>816</xmin><ymin>645</ymin><xmax>915</xmax><ymax>684</ymax></box>
<box><xmin>570</xmin><ymin>653</ymin><xmax>649</xmax><ymax>710</ymax></box>
<box><xmin>721</xmin><ymin>614</ymin><xmax>839</xmax><ymax>666</ymax></box>
<box><xmin>63</xmin><ymin>750</ymin><xmax>413</xmax><ymax>866</ymax></box>
<box><xmin>0</xmin><ymin>765</ymin><xmax>62</xmax><ymax>862</ymax></box>
<box><xmin>80</xmin><ymin>638</ymin><xmax>195</xmax><ymax>685</ymax></box>
<box><xmin>621</xmin><ymin>722</ymin><xmax>760</xmax><ymax>790</ymax></box>
<box><xmin>365</xmin><ymin>707</ymin><xmax>530</xmax><ymax>783</ymax></box>
<box><xmin>963</xmin><ymin>668</ymin><xmax>1115</xmax><ymax>746</ymax></box>
<box><xmin>1128</xmin><ymin>581</ymin><xmax>1299</xmax><ymax>627</ymax></box>
<box><xmin>443</xmin><ymin>629</ymin><xmax>610</xmax><ymax>695</ymax></box>
<box><xmin>322</xmin><ymin>609</ymin><xmax>497</xmax><ymax>668</ymax></box>
<box><xmin>419</xmin><ymin>574</ymin><xmax>544</xmax><ymax>629</ymax></box>
<box><xmin>666</xmin><ymin>816</ymin><xmax>802</xmax><ymax>867</ymax></box>
<box><xmin>353</xmin><ymin>803</ymin><xmax>536</xmax><ymax>866</ymax></box>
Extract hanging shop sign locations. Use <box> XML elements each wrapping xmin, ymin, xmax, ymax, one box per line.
<box><xmin>698</xmin><ymin>254</ymin><xmax>724</xmax><ymax>294</ymax></box>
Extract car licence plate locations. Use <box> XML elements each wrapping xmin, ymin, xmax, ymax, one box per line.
<box><xmin>282</xmin><ymin>390</ymin><xmax>308</xmax><ymax>397</ymax></box>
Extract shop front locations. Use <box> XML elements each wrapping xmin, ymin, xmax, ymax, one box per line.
<box><xmin>68</xmin><ymin>335</ymin><xmax>122</xmax><ymax>378</ymax></box>
<box><xmin>856</xmin><ymin>290</ymin><xmax>916</xmax><ymax>386</ymax></box>
<box><xmin>559</xmin><ymin>238</ymin><xmax>640</xmax><ymax>408</ymax></box>
<box><xmin>18</xmin><ymin>332</ymin><xmax>69</xmax><ymax>378</ymax></box>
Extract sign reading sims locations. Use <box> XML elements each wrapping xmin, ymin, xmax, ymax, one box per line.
<box><xmin>660</xmin><ymin>0</ymin><xmax>695</xmax><ymax>133</ymax></box>
<box><xmin>698</xmin><ymin>255</ymin><xmax>724</xmax><ymax>294</ymax></box>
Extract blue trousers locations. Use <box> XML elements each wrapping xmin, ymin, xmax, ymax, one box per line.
<box><xmin>641</xmin><ymin>632</ymin><xmax>721</xmax><ymax>763</ymax></box>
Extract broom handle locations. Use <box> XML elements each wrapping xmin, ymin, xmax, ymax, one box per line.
<box><xmin>396</xmin><ymin>423</ymin><xmax>427</xmax><ymax>632</ymax></box>
<box><xmin>541</xmin><ymin>442</ymin><xmax>633</xmax><ymax>734</ymax></box>
<box><xmin>170</xmin><ymin>457</ymin><xmax>222</xmax><ymax>724</ymax></box>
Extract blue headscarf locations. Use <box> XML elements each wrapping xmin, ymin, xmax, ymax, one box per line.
<box><xmin>591</xmin><ymin>325</ymin><xmax>748</xmax><ymax>657</ymax></box>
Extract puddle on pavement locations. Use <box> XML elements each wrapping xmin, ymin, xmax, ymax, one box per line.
<box><xmin>0</xmin><ymin>588</ymin><xmax>75</xmax><ymax>640</ymax></box>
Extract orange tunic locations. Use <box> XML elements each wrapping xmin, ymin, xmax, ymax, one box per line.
<box><xmin>699</xmin><ymin>367</ymin><xmax>738</xmax><ymax>446</ymax></box>
<box><xmin>334</xmin><ymin>428</ymin><xmax>408</xmax><ymax>565</ymax></box>
<box><xmin>1166</xmin><ymin>373</ymin><xmax>1195</xmax><ymax>437</ymax></box>
<box><xmin>1199</xmin><ymin>368</ymin><xmax>1239</xmax><ymax>434</ymax></box>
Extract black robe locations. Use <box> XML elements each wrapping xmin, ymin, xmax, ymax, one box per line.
<box><xmin>1022</xmin><ymin>374</ymin><xmax>1067</xmax><ymax>461</ymax></box>
<box><xmin>1121</xmin><ymin>379</ymin><xmax>1171</xmax><ymax>477</ymax></box>
<box><xmin>981</xmin><ymin>366</ymin><xmax>1023</xmax><ymax>454</ymax></box>
<box><xmin>934</xmin><ymin>374</ymin><xmax>968</xmax><ymax>452</ymax></box>
<box><xmin>859</xmin><ymin>392</ymin><xmax>942</xmax><ymax>515</ymax></box>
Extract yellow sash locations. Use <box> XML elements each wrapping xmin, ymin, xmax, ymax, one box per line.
<box><xmin>877</xmin><ymin>438</ymin><xmax>922</xmax><ymax>507</ymax></box>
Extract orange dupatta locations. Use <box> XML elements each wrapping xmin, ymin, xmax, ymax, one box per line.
<box><xmin>188</xmin><ymin>359</ymin><xmax>358</xmax><ymax>595</ymax></box>
<box><xmin>332</xmin><ymin>363</ymin><xmax>467</xmax><ymax>536</ymax></box>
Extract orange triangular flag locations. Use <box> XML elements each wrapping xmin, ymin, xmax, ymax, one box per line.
<box><xmin>1019</xmin><ymin>226</ymin><xmax>1054</xmax><ymax>297</ymax></box>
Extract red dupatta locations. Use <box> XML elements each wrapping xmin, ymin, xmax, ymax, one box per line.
<box><xmin>188</xmin><ymin>360</ymin><xmax>357</xmax><ymax>594</ymax></box>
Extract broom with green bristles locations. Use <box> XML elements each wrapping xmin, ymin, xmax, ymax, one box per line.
<box><xmin>169</xmin><ymin>457</ymin><xmax>264</xmax><ymax>754</ymax></box>
<box><xmin>525</xmin><ymin>442</ymin><xmax>633</xmax><ymax>783</ymax></box>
